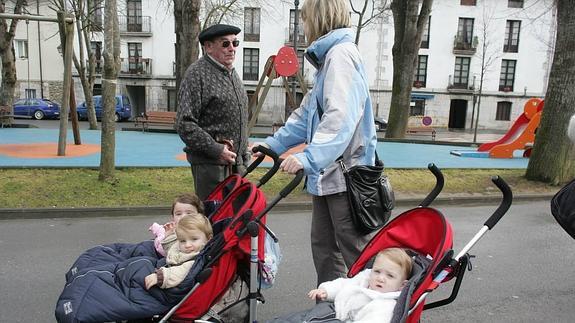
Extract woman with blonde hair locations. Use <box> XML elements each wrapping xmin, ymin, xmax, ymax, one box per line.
<box><xmin>254</xmin><ymin>0</ymin><xmax>378</xmax><ymax>285</ymax></box>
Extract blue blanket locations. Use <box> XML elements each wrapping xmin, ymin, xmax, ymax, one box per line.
<box><xmin>55</xmin><ymin>241</ymin><xmax>208</xmax><ymax>323</ymax></box>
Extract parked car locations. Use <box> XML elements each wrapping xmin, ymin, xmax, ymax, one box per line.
<box><xmin>76</xmin><ymin>95</ymin><xmax>132</xmax><ymax>122</ymax></box>
<box><xmin>374</xmin><ymin>116</ymin><xmax>388</xmax><ymax>131</ymax></box>
<box><xmin>12</xmin><ymin>98</ymin><xmax>60</xmax><ymax>120</ymax></box>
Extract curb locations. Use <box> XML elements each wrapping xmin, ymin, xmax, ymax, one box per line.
<box><xmin>0</xmin><ymin>193</ymin><xmax>554</xmax><ymax>221</ymax></box>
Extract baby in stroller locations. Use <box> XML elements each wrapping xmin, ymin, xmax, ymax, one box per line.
<box><xmin>308</xmin><ymin>248</ymin><xmax>412</xmax><ymax>322</ymax></box>
<box><xmin>269</xmin><ymin>248</ymin><xmax>412</xmax><ymax>323</ymax></box>
<box><xmin>145</xmin><ymin>214</ymin><xmax>213</xmax><ymax>290</ymax></box>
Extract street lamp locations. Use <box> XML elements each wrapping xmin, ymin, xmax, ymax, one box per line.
<box><xmin>291</xmin><ymin>0</ymin><xmax>300</xmax><ymax>115</ymax></box>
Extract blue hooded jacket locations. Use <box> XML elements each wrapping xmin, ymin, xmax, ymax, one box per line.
<box><xmin>265</xmin><ymin>28</ymin><xmax>377</xmax><ymax>196</ymax></box>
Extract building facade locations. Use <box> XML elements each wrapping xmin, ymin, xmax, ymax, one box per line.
<box><xmin>8</xmin><ymin>0</ymin><xmax>555</xmax><ymax>130</ymax></box>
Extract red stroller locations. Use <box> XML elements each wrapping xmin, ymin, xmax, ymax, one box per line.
<box><xmin>158</xmin><ymin>147</ymin><xmax>302</xmax><ymax>323</ymax></box>
<box><xmin>349</xmin><ymin>164</ymin><xmax>513</xmax><ymax>322</ymax></box>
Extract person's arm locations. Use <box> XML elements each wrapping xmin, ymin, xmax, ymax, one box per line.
<box><xmin>157</xmin><ymin>261</ymin><xmax>195</xmax><ymax>289</ymax></box>
<box><xmin>294</xmin><ymin>46</ymin><xmax>368</xmax><ymax>174</ymax></box>
<box><xmin>264</xmin><ymin>93</ymin><xmax>312</xmax><ymax>156</ymax></box>
<box><xmin>176</xmin><ymin>67</ymin><xmax>225</xmax><ymax>159</ymax></box>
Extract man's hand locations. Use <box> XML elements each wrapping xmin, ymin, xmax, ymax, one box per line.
<box><xmin>220</xmin><ymin>144</ymin><xmax>237</xmax><ymax>164</ymax></box>
<box><xmin>280</xmin><ymin>155</ymin><xmax>303</xmax><ymax>174</ymax></box>
<box><xmin>308</xmin><ymin>288</ymin><xmax>327</xmax><ymax>301</ymax></box>
<box><xmin>145</xmin><ymin>273</ymin><xmax>158</xmax><ymax>290</ymax></box>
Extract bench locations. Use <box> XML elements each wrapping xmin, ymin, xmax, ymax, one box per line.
<box><xmin>406</xmin><ymin>126</ymin><xmax>436</xmax><ymax>140</ymax></box>
<box><xmin>135</xmin><ymin>111</ymin><xmax>177</xmax><ymax>131</ymax></box>
<box><xmin>0</xmin><ymin>106</ymin><xmax>16</xmax><ymax>128</ymax></box>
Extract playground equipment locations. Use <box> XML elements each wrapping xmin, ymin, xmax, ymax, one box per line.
<box><xmin>247</xmin><ymin>46</ymin><xmax>307</xmax><ymax>135</ymax></box>
<box><xmin>451</xmin><ymin>98</ymin><xmax>543</xmax><ymax>158</ymax></box>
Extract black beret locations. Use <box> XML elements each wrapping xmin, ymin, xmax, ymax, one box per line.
<box><xmin>199</xmin><ymin>24</ymin><xmax>241</xmax><ymax>45</ymax></box>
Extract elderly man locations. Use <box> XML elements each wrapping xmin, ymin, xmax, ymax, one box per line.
<box><xmin>176</xmin><ymin>24</ymin><xmax>250</xmax><ymax>200</ymax></box>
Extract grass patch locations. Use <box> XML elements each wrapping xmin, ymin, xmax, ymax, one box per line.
<box><xmin>0</xmin><ymin>168</ymin><xmax>560</xmax><ymax>209</ymax></box>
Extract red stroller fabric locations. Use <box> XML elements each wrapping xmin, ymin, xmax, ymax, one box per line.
<box><xmin>173</xmin><ymin>181</ymin><xmax>267</xmax><ymax>320</ymax></box>
<box><xmin>349</xmin><ymin>207</ymin><xmax>453</xmax><ymax>323</ymax></box>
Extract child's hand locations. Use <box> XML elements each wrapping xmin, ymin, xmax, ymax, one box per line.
<box><xmin>308</xmin><ymin>288</ymin><xmax>327</xmax><ymax>301</ymax></box>
<box><xmin>145</xmin><ymin>273</ymin><xmax>158</xmax><ymax>290</ymax></box>
<box><xmin>163</xmin><ymin>222</ymin><xmax>175</xmax><ymax>236</ymax></box>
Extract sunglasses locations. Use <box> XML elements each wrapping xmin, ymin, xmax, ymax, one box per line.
<box><xmin>221</xmin><ymin>40</ymin><xmax>240</xmax><ymax>48</ymax></box>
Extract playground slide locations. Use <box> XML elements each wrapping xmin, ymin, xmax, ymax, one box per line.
<box><xmin>477</xmin><ymin>98</ymin><xmax>543</xmax><ymax>158</ymax></box>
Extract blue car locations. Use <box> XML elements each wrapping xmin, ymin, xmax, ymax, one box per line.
<box><xmin>76</xmin><ymin>95</ymin><xmax>132</xmax><ymax>122</ymax></box>
<box><xmin>12</xmin><ymin>98</ymin><xmax>60</xmax><ymax>120</ymax></box>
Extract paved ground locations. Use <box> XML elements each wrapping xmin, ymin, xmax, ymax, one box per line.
<box><xmin>0</xmin><ymin>122</ymin><xmax>528</xmax><ymax>169</ymax></box>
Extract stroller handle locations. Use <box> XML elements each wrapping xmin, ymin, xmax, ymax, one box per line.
<box><xmin>484</xmin><ymin>175</ymin><xmax>513</xmax><ymax>230</ymax></box>
<box><xmin>419</xmin><ymin>163</ymin><xmax>445</xmax><ymax>207</ymax></box>
<box><xmin>247</xmin><ymin>145</ymin><xmax>281</xmax><ymax>187</ymax></box>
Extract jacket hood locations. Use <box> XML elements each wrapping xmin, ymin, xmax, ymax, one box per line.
<box><xmin>305</xmin><ymin>28</ymin><xmax>355</xmax><ymax>69</ymax></box>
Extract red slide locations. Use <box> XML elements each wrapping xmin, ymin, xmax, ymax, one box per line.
<box><xmin>477</xmin><ymin>98</ymin><xmax>543</xmax><ymax>158</ymax></box>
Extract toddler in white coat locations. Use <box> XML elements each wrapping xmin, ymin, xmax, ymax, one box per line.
<box><xmin>308</xmin><ymin>248</ymin><xmax>412</xmax><ymax>323</ymax></box>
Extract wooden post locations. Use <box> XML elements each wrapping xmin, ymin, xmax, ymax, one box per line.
<box><xmin>57</xmin><ymin>12</ymin><xmax>74</xmax><ymax>156</ymax></box>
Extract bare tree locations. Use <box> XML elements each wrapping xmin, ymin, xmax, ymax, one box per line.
<box><xmin>99</xmin><ymin>0</ymin><xmax>120</xmax><ymax>181</ymax></box>
<box><xmin>385</xmin><ymin>0</ymin><xmax>432</xmax><ymax>139</ymax></box>
<box><xmin>0</xmin><ymin>0</ymin><xmax>26</xmax><ymax>113</ymax></box>
<box><xmin>50</xmin><ymin>0</ymin><xmax>101</xmax><ymax>130</ymax></box>
<box><xmin>349</xmin><ymin>0</ymin><xmax>390</xmax><ymax>45</ymax></box>
<box><xmin>173</xmin><ymin>0</ymin><xmax>201</xmax><ymax>103</ymax></box>
<box><xmin>471</xmin><ymin>4</ymin><xmax>500</xmax><ymax>143</ymax></box>
<box><xmin>526</xmin><ymin>0</ymin><xmax>575</xmax><ymax>184</ymax></box>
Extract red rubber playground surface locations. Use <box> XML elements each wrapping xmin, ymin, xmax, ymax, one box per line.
<box><xmin>0</xmin><ymin>128</ymin><xmax>529</xmax><ymax>169</ymax></box>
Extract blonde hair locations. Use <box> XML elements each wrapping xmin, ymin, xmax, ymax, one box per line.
<box><xmin>176</xmin><ymin>215</ymin><xmax>213</xmax><ymax>240</ymax></box>
<box><xmin>300</xmin><ymin>0</ymin><xmax>351</xmax><ymax>44</ymax></box>
<box><xmin>376</xmin><ymin>248</ymin><xmax>413</xmax><ymax>280</ymax></box>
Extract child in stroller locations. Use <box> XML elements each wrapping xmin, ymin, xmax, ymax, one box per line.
<box><xmin>308</xmin><ymin>247</ymin><xmax>412</xmax><ymax>322</ymax></box>
<box><xmin>145</xmin><ymin>215</ymin><xmax>213</xmax><ymax>290</ymax></box>
<box><xmin>149</xmin><ymin>193</ymin><xmax>205</xmax><ymax>256</ymax></box>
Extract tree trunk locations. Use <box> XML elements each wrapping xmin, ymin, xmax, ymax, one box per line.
<box><xmin>174</xmin><ymin>0</ymin><xmax>201</xmax><ymax>111</ymax></box>
<box><xmin>99</xmin><ymin>0</ymin><xmax>120</xmax><ymax>181</ymax></box>
<box><xmin>385</xmin><ymin>0</ymin><xmax>432</xmax><ymax>139</ymax></box>
<box><xmin>526</xmin><ymin>0</ymin><xmax>575</xmax><ymax>184</ymax></box>
<box><xmin>0</xmin><ymin>1</ymin><xmax>26</xmax><ymax>112</ymax></box>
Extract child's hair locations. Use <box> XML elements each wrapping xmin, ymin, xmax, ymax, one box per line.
<box><xmin>171</xmin><ymin>193</ymin><xmax>204</xmax><ymax>215</ymax></box>
<box><xmin>176</xmin><ymin>214</ymin><xmax>213</xmax><ymax>239</ymax></box>
<box><xmin>376</xmin><ymin>248</ymin><xmax>413</xmax><ymax>280</ymax></box>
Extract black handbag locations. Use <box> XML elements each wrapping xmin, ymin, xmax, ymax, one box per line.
<box><xmin>339</xmin><ymin>154</ymin><xmax>395</xmax><ymax>234</ymax></box>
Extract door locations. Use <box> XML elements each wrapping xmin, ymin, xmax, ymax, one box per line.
<box><xmin>449</xmin><ymin>99</ymin><xmax>468</xmax><ymax>129</ymax></box>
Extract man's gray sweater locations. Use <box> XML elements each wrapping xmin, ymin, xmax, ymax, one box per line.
<box><xmin>176</xmin><ymin>55</ymin><xmax>249</xmax><ymax>166</ymax></box>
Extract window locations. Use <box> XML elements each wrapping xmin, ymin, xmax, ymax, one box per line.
<box><xmin>504</xmin><ymin>20</ymin><xmax>521</xmax><ymax>53</ymax></box>
<box><xmin>25</xmin><ymin>89</ymin><xmax>36</xmax><ymax>99</ymax></box>
<box><xmin>456</xmin><ymin>18</ymin><xmax>474</xmax><ymax>48</ymax></box>
<box><xmin>167</xmin><ymin>89</ymin><xmax>177</xmax><ymax>112</ymax></box>
<box><xmin>127</xmin><ymin>0</ymin><xmax>142</xmax><ymax>32</ymax></box>
<box><xmin>414</xmin><ymin>55</ymin><xmax>428</xmax><ymax>88</ymax></box>
<box><xmin>508</xmin><ymin>0</ymin><xmax>524</xmax><ymax>8</ymax></box>
<box><xmin>128</xmin><ymin>42</ymin><xmax>143</xmax><ymax>73</ymax></box>
<box><xmin>289</xmin><ymin>9</ymin><xmax>305</xmax><ymax>43</ymax></box>
<box><xmin>244</xmin><ymin>8</ymin><xmax>261</xmax><ymax>42</ymax></box>
<box><xmin>15</xmin><ymin>40</ymin><xmax>28</xmax><ymax>58</ymax></box>
<box><xmin>89</xmin><ymin>0</ymin><xmax>103</xmax><ymax>30</ymax></box>
<box><xmin>90</xmin><ymin>41</ymin><xmax>102</xmax><ymax>73</ymax></box>
<box><xmin>410</xmin><ymin>100</ymin><xmax>425</xmax><ymax>116</ymax></box>
<box><xmin>243</xmin><ymin>48</ymin><xmax>260</xmax><ymax>81</ymax></box>
<box><xmin>499</xmin><ymin>60</ymin><xmax>516</xmax><ymax>92</ymax></box>
<box><xmin>421</xmin><ymin>17</ymin><xmax>430</xmax><ymax>48</ymax></box>
<box><xmin>461</xmin><ymin>0</ymin><xmax>476</xmax><ymax>5</ymax></box>
<box><xmin>496</xmin><ymin>101</ymin><xmax>512</xmax><ymax>121</ymax></box>
<box><xmin>453</xmin><ymin>57</ymin><xmax>471</xmax><ymax>88</ymax></box>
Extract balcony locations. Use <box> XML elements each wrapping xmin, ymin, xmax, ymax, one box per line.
<box><xmin>447</xmin><ymin>75</ymin><xmax>475</xmax><ymax>93</ymax></box>
<box><xmin>284</xmin><ymin>27</ymin><xmax>306</xmax><ymax>47</ymax></box>
<box><xmin>453</xmin><ymin>35</ymin><xmax>478</xmax><ymax>55</ymax></box>
<box><xmin>119</xmin><ymin>16</ymin><xmax>152</xmax><ymax>36</ymax></box>
<box><xmin>119</xmin><ymin>57</ymin><xmax>152</xmax><ymax>78</ymax></box>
